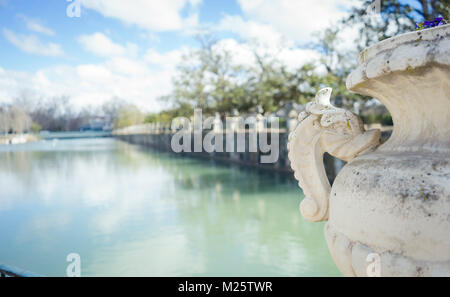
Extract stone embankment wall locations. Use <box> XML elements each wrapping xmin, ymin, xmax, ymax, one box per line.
<box><xmin>114</xmin><ymin>129</ymin><xmax>396</xmax><ymax>182</ymax></box>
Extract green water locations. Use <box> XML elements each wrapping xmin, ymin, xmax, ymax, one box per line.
<box><xmin>0</xmin><ymin>138</ymin><xmax>340</xmax><ymax>276</ymax></box>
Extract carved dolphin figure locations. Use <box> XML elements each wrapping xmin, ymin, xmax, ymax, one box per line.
<box><xmin>288</xmin><ymin>88</ymin><xmax>381</xmax><ymax>222</ymax></box>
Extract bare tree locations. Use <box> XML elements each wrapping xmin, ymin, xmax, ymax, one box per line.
<box><xmin>7</xmin><ymin>94</ymin><xmax>128</xmax><ymax>132</ymax></box>
<box><xmin>10</xmin><ymin>106</ymin><xmax>31</xmax><ymax>134</ymax></box>
<box><xmin>0</xmin><ymin>108</ymin><xmax>11</xmax><ymax>136</ymax></box>
<box><xmin>102</xmin><ymin>97</ymin><xmax>127</xmax><ymax>124</ymax></box>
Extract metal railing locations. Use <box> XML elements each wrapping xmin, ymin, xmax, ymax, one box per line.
<box><xmin>0</xmin><ymin>264</ymin><xmax>43</xmax><ymax>277</ymax></box>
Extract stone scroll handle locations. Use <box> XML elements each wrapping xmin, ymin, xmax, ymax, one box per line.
<box><xmin>288</xmin><ymin>88</ymin><xmax>381</xmax><ymax>222</ymax></box>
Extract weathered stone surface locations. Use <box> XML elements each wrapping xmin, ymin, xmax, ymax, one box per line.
<box><xmin>289</xmin><ymin>24</ymin><xmax>450</xmax><ymax>276</ymax></box>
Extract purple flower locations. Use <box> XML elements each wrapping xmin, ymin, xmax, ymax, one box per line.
<box><xmin>424</xmin><ymin>21</ymin><xmax>435</xmax><ymax>28</ymax></box>
<box><xmin>416</xmin><ymin>17</ymin><xmax>447</xmax><ymax>30</ymax></box>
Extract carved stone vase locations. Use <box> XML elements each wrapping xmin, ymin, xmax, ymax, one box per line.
<box><xmin>288</xmin><ymin>24</ymin><xmax>450</xmax><ymax>276</ymax></box>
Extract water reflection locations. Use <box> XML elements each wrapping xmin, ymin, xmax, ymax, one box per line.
<box><xmin>0</xmin><ymin>138</ymin><xmax>340</xmax><ymax>276</ymax></box>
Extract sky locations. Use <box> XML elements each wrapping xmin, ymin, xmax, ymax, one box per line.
<box><xmin>0</xmin><ymin>0</ymin><xmax>362</xmax><ymax>112</ymax></box>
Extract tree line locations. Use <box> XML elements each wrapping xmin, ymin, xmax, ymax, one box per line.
<box><xmin>0</xmin><ymin>106</ymin><xmax>32</xmax><ymax>135</ymax></box>
<box><xmin>144</xmin><ymin>0</ymin><xmax>448</xmax><ymax>124</ymax></box>
<box><xmin>0</xmin><ymin>96</ymin><xmax>145</xmax><ymax>134</ymax></box>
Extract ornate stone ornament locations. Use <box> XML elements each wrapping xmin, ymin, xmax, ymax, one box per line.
<box><xmin>288</xmin><ymin>88</ymin><xmax>380</xmax><ymax>222</ymax></box>
<box><xmin>288</xmin><ymin>24</ymin><xmax>450</xmax><ymax>276</ymax></box>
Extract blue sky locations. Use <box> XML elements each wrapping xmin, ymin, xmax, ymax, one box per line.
<box><xmin>0</xmin><ymin>0</ymin><xmax>392</xmax><ymax>111</ymax></box>
<box><xmin>1</xmin><ymin>0</ymin><xmax>229</xmax><ymax>70</ymax></box>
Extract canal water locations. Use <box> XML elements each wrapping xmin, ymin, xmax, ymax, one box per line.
<box><xmin>0</xmin><ymin>138</ymin><xmax>340</xmax><ymax>276</ymax></box>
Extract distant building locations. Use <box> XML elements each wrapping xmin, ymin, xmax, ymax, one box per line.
<box><xmin>80</xmin><ymin>117</ymin><xmax>113</xmax><ymax>132</ymax></box>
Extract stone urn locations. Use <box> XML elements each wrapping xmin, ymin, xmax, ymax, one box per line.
<box><xmin>288</xmin><ymin>24</ymin><xmax>450</xmax><ymax>276</ymax></box>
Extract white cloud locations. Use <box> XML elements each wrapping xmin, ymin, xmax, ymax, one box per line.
<box><xmin>213</xmin><ymin>38</ymin><xmax>255</xmax><ymax>68</ymax></box>
<box><xmin>18</xmin><ymin>15</ymin><xmax>55</xmax><ymax>36</ymax></box>
<box><xmin>78</xmin><ymin>32</ymin><xmax>139</xmax><ymax>57</ymax></box>
<box><xmin>215</xmin><ymin>14</ymin><xmax>322</xmax><ymax>72</ymax></box>
<box><xmin>215</xmin><ymin>38</ymin><xmax>320</xmax><ymax>72</ymax></box>
<box><xmin>0</xmin><ymin>46</ymin><xmax>187</xmax><ymax>111</ymax></box>
<box><xmin>106</xmin><ymin>57</ymin><xmax>149</xmax><ymax>76</ymax></box>
<box><xmin>214</xmin><ymin>1</ymin><xmax>362</xmax><ymax>72</ymax></box>
<box><xmin>277</xmin><ymin>48</ymin><xmax>322</xmax><ymax>71</ymax></box>
<box><xmin>81</xmin><ymin>0</ymin><xmax>202</xmax><ymax>32</ymax></box>
<box><xmin>237</xmin><ymin>0</ymin><xmax>357</xmax><ymax>43</ymax></box>
<box><xmin>216</xmin><ymin>15</ymin><xmax>288</xmax><ymax>48</ymax></box>
<box><xmin>76</xmin><ymin>64</ymin><xmax>113</xmax><ymax>82</ymax></box>
<box><xmin>2</xmin><ymin>28</ymin><xmax>64</xmax><ymax>57</ymax></box>
<box><xmin>144</xmin><ymin>48</ymin><xmax>187</xmax><ymax>68</ymax></box>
